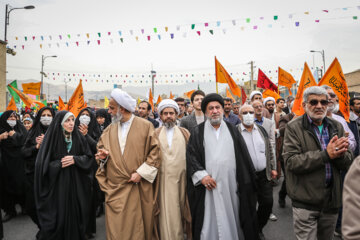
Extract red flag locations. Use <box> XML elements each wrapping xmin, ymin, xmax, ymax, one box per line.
<box><xmin>257</xmin><ymin>68</ymin><xmax>278</xmax><ymax>92</ymax></box>
<box><xmin>241</xmin><ymin>87</ymin><xmax>247</xmax><ymax>104</ymax></box>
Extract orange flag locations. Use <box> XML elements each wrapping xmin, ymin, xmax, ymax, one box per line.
<box><xmin>67</xmin><ymin>80</ymin><xmax>86</xmax><ymax>117</ymax></box>
<box><xmin>59</xmin><ymin>96</ymin><xmax>66</xmax><ymax>110</ymax></box>
<box><xmin>33</xmin><ymin>100</ymin><xmax>45</xmax><ymax>109</ymax></box>
<box><xmin>7</xmin><ymin>84</ymin><xmax>35</xmax><ymax>108</ymax></box>
<box><xmin>185</xmin><ymin>89</ymin><xmax>195</xmax><ymax>99</ymax></box>
<box><xmin>215</xmin><ymin>57</ymin><xmax>241</xmax><ymax>97</ymax></box>
<box><xmin>292</xmin><ymin>62</ymin><xmax>317</xmax><ymax>116</ymax></box>
<box><xmin>22</xmin><ymin>82</ymin><xmax>41</xmax><ymax>96</ymax></box>
<box><xmin>170</xmin><ymin>91</ymin><xmax>175</xmax><ymax>99</ymax></box>
<box><xmin>149</xmin><ymin>88</ymin><xmax>154</xmax><ymax>111</ymax></box>
<box><xmin>156</xmin><ymin>95</ymin><xmax>162</xmax><ymax>105</ymax></box>
<box><xmin>262</xmin><ymin>89</ymin><xmax>281</xmax><ymax>101</ymax></box>
<box><xmin>318</xmin><ymin>58</ymin><xmax>350</xmax><ymax>121</ymax></box>
<box><xmin>226</xmin><ymin>88</ymin><xmax>235</xmax><ymax>102</ymax></box>
<box><xmin>278</xmin><ymin>67</ymin><xmax>297</xmax><ymax>95</ymax></box>
<box><xmin>6</xmin><ymin>97</ymin><xmax>17</xmax><ymax>111</ymax></box>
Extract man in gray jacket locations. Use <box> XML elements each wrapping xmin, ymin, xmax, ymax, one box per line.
<box><xmin>283</xmin><ymin>86</ymin><xmax>353</xmax><ymax>240</ymax></box>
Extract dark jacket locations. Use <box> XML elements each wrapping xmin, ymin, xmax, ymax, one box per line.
<box><xmin>147</xmin><ymin>117</ymin><xmax>159</xmax><ymax>128</ymax></box>
<box><xmin>180</xmin><ymin>112</ymin><xmax>205</xmax><ymax>132</ymax></box>
<box><xmin>187</xmin><ymin>121</ymin><xmax>259</xmax><ymax>240</ymax></box>
<box><xmin>283</xmin><ymin>114</ymin><xmax>353</xmax><ymax>211</ymax></box>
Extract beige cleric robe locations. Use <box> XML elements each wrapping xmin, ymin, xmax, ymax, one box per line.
<box><xmin>96</xmin><ymin>116</ymin><xmax>161</xmax><ymax>240</ymax></box>
<box><xmin>155</xmin><ymin>126</ymin><xmax>192</xmax><ymax>240</ymax></box>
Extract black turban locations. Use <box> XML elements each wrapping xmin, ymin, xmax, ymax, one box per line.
<box><xmin>201</xmin><ymin>93</ymin><xmax>224</xmax><ymax>113</ymax></box>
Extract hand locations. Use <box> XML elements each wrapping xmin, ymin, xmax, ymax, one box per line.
<box><xmin>95</xmin><ymin>148</ymin><xmax>109</xmax><ymax>160</ymax></box>
<box><xmin>35</xmin><ymin>134</ymin><xmax>45</xmax><ymax>148</ymax></box>
<box><xmin>8</xmin><ymin>130</ymin><xmax>15</xmax><ymax>137</ymax></box>
<box><xmin>201</xmin><ymin>175</ymin><xmax>217</xmax><ymax>191</ymax></box>
<box><xmin>326</xmin><ymin>136</ymin><xmax>349</xmax><ymax>159</ymax></box>
<box><xmin>271</xmin><ymin>170</ymin><xmax>278</xmax><ymax>180</ymax></box>
<box><xmin>0</xmin><ymin>132</ymin><xmax>9</xmax><ymax>140</ymax></box>
<box><xmin>61</xmin><ymin>155</ymin><xmax>75</xmax><ymax>168</ymax></box>
<box><xmin>79</xmin><ymin>124</ymin><xmax>88</xmax><ymax>136</ymax></box>
<box><xmin>128</xmin><ymin>172</ymin><xmax>142</xmax><ymax>184</ymax></box>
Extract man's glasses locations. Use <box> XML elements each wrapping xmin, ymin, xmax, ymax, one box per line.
<box><xmin>328</xmin><ymin>93</ymin><xmax>336</xmax><ymax>98</ymax></box>
<box><xmin>308</xmin><ymin>100</ymin><xmax>329</xmax><ymax>106</ymax></box>
<box><xmin>242</xmin><ymin>111</ymin><xmax>255</xmax><ymax>114</ymax></box>
<box><xmin>266</xmin><ymin>104</ymin><xmax>275</xmax><ymax>107</ymax></box>
<box><xmin>253</xmin><ymin>105</ymin><xmax>263</xmax><ymax>109</ymax></box>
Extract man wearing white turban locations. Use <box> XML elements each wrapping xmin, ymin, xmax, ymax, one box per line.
<box><xmin>156</xmin><ymin>99</ymin><xmax>192</xmax><ymax>239</ymax></box>
<box><xmin>95</xmin><ymin>89</ymin><xmax>161</xmax><ymax>240</ymax></box>
<box><xmin>250</xmin><ymin>91</ymin><xmax>271</xmax><ymax>119</ymax></box>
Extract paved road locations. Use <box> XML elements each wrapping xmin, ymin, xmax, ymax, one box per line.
<box><xmin>2</xmin><ymin>177</ymin><xmax>342</xmax><ymax>240</ymax></box>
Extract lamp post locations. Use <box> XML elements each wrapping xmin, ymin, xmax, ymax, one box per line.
<box><xmin>64</xmin><ymin>79</ymin><xmax>70</xmax><ymax>102</ymax></box>
<box><xmin>310</xmin><ymin>50</ymin><xmax>326</xmax><ymax>73</ymax></box>
<box><xmin>5</xmin><ymin>4</ymin><xmax>35</xmax><ymax>42</ymax></box>
<box><xmin>40</xmin><ymin>55</ymin><xmax>57</xmax><ymax>99</ymax></box>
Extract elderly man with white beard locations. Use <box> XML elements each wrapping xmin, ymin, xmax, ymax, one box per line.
<box><xmin>283</xmin><ymin>86</ymin><xmax>353</xmax><ymax>240</ymax></box>
<box><xmin>95</xmin><ymin>89</ymin><xmax>161</xmax><ymax>240</ymax></box>
<box><xmin>320</xmin><ymin>85</ymin><xmax>356</xmax><ymax>153</ymax></box>
<box><xmin>186</xmin><ymin>93</ymin><xmax>258</xmax><ymax>240</ymax></box>
<box><xmin>155</xmin><ymin>99</ymin><xmax>192</xmax><ymax>240</ymax></box>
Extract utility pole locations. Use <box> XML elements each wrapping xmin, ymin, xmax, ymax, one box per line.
<box><xmin>151</xmin><ymin>64</ymin><xmax>156</xmax><ymax>96</ymax></box>
<box><xmin>248</xmin><ymin>61</ymin><xmax>254</xmax><ymax>91</ymax></box>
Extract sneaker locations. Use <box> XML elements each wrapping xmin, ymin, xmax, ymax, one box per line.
<box><xmin>269</xmin><ymin>213</ymin><xmax>278</xmax><ymax>221</ymax></box>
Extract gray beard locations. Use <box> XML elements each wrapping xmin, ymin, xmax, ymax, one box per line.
<box><xmin>164</xmin><ymin>121</ymin><xmax>176</xmax><ymax>129</ymax></box>
<box><xmin>112</xmin><ymin>112</ymin><xmax>123</xmax><ymax>123</ymax></box>
<box><xmin>207</xmin><ymin>115</ymin><xmax>223</xmax><ymax>126</ymax></box>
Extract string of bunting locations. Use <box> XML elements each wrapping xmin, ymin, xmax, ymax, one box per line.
<box><xmin>9</xmin><ymin>5</ymin><xmax>359</xmax><ymax>49</ymax></box>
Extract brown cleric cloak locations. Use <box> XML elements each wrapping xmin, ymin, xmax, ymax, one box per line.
<box><xmin>96</xmin><ymin>116</ymin><xmax>161</xmax><ymax>240</ymax></box>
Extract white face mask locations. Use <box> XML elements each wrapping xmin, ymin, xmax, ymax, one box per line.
<box><xmin>79</xmin><ymin>115</ymin><xmax>91</xmax><ymax>126</ymax></box>
<box><xmin>40</xmin><ymin>116</ymin><xmax>53</xmax><ymax>126</ymax></box>
<box><xmin>242</xmin><ymin>113</ymin><xmax>254</xmax><ymax>126</ymax></box>
<box><xmin>7</xmin><ymin>120</ymin><xmax>17</xmax><ymax>128</ymax></box>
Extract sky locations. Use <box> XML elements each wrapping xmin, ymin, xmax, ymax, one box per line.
<box><xmin>1</xmin><ymin>0</ymin><xmax>360</xmax><ymax>98</ymax></box>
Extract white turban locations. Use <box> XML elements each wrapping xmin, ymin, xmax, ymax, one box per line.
<box><xmin>250</xmin><ymin>91</ymin><xmax>262</xmax><ymax>100</ymax></box>
<box><xmin>158</xmin><ymin>99</ymin><xmax>179</xmax><ymax>115</ymax></box>
<box><xmin>110</xmin><ymin>89</ymin><xmax>136</xmax><ymax>112</ymax></box>
<box><xmin>263</xmin><ymin>97</ymin><xmax>275</xmax><ymax>105</ymax></box>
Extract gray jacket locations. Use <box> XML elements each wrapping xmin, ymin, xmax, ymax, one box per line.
<box><xmin>180</xmin><ymin>112</ymin><xmax>205</xmax><ymax>132</ymax></box>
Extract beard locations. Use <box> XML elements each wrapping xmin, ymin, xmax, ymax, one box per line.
<box><xmin>207</xmin><ymin>114</ymin><xmax>223</xmax><ymax>126</ymax></box>
<box><xmin>112</xmin><ymin>111</ymin><xmax>123</xmax><ymax>123</ymax></box>
<box><xmin>332</xmin><ymin>103</ymin><xmax>339</xmax><ymax>113</ymax></box>
<box><xmin>164</xmin><ymin>120</ymin><xmax>176</xmax><ymax>129</ymax></box>
<box><xmin>306</xmin><ymin>105</ymin><xmax>327</xmax><ymax>123</ymax></box>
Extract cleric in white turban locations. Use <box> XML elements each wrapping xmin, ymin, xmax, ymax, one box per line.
<box><xmin>263</xmin><ymin>97</ymin><xmax>275</xmax><ymax>106</ymax></box>
<box><xmin>95</xmin><ymin>89</ymin><xmax>161</xmax><ymax>240</ymax></box>
<box><xmin>158</xmin><ymin>99</ymin><xmax>180</xmax><ymax>116</ymax></box>
<box><xmin>249</xmin><ymin>90</ymin><xmax>272</xmax><ymax>118</ymax></box>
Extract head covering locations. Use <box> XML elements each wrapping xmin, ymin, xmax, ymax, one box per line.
<box><xmin>61</xmin><ymin>112</ymin><xmax>75</xmax><ymax>126</ymax></box>
<box><xmin>75</xmin><ymin>107</ymin><xmax>101</xmax><ymax>143</ymax></box>
<box><xmin>201</xmin><ymin>93</ymin><xmax>224</xmax><ymax>113</ymax></box>
<box><xmin>110</xmin><ymin>89</ymin><xmax>136</xmax><ymax>112</ymax></box>
<box><xmin>95</xmin><ymin>108</ymin><xmax>111</xmax><ymax>131</ymax></box>
<box><xmin>25</xmin><ymin>107</ymin><xmax>55</xmax><ymax>145</ymax></box>
<box><xmin>250</xmin><ymin>91</ymin><xmax>262</xmax><ymax>101</ymax></box>
<box><xmin>0</xmin><ymin>110</ymin><xmax>24</xmax><ymax>133</ymax></box>
<box><xmin>158</xmin><ymin>99</ymin><xmax>180</xmax><ymax>115</ymax></box>
<box><xmin>23</xmin><ymin>117</ymin><xmax>33</xmax><ymax>123</ymax></box>
<box><xmin>263</xmin><ymin>97</ymin><xmax>275</xmax><ymax>105</ymax></box>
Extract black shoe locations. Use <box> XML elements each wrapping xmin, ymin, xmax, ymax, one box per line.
<box><xmin>278</xmin><ymin>198</ymin><xmax>286</xmax><ymax>208</ymax></box>
<box><xmin>2</xmin><ymin>212</ymin><xmax>16</xmax><ymax>222</ymax></box>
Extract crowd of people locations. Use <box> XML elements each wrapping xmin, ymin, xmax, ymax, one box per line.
<box><xmin>0</xmin><ymin>86</ymin><xmax>359</xmax><ymax>240</ymax></box>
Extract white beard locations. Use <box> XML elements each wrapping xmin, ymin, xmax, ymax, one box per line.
<box><xmin>112</xmin><ymin>111</ymin><xmax>123</xmax><ymax>123</ymax></box>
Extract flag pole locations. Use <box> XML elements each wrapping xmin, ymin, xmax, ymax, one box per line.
<box><xmin>216</xmin><ymin>82</ymin><xmax>218</xmax><ymax>94</ymax></box>
<box><xmin>215</xmin><ymin>56</ymin><xmax>218</xmax><ymax>93</ymax></box>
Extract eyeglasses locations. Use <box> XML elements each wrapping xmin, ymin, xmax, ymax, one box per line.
<box><xmin>242</xmin><ymin>111</ymin><xmax>254</xmax><ymax>114</ymax></box>
<box><xmin>308</xmin><ymin>100</ymin><xmax>329</xmax><ymax>106</ymax></box>
<box><xmin>266</xmin><ymin>104</ymin><xmax>275</xmax><ymax>106</ymax></box>
<box><xmin>253</xmin><ymin>105</ymin><xmax>263</xmax><ymax>109</ymax></box>
<box><xmin>328</xmin><ymin>93</ymin><xmax>336</xmax><ymax>98</ymax></box>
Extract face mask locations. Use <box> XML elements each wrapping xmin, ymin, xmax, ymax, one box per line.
<box><xmin>242</xmin><ymin>113</ymin><xmax>254</xmax><ymax>126</ymax></box>
<box><xmin>79</xmin><ymin>115</ymin><xmax>91</xmax><ymax>126</ymax></box>
<box><xmin>7</xmin><ymin>120</ymin><xmax>17</xmax><ymax>128</ymax></box>
<box><xmin>40</xmin><ymin>116</ymin><xmax>53</xmax><ymax>126</ymax></box>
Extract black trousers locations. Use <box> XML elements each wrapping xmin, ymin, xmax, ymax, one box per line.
<box><xmin>256</xmin><ymin>170</ymin><xmax>273</xmax><ymax>231</ymax></box>
<box><xmin>278</xmin><ymin>161</ymin><xmax>287</xmax><ymax>200</ymax></box>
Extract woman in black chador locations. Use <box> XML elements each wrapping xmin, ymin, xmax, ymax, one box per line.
<box><xmin>22</xmin><ymin>106</ymin><xmax>55</xmax><ymax>238</ymax></box>
<box><xmin>35</xmin><ymin>111</ymin><xmax>93</xmax><ymax>240</ymax></box>
<box><xmin>0</xmin><ymin>110</ymin><xmax>27</xmax><ymax>222</ymax></box>
<box><xmin>75</xmin><ymin>108</ymin><xmax>101</xmax><ymax>239</ymax></box>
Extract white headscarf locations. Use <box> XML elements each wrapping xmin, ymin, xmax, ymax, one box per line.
<box><xmin>250</xmin><ymin>91</ymin><xmax>262</xmax><ymax>101</ymax></box>
<box><xmin>158</xmin><ymin>99</ymin><xmax>180</xmax><ymax>115</ymax></box>
<box><xmin>110</xmin><ymin>89</ymin><xmax>136</xmax><ymax>112</ymax></box>
<box><xmin>263</xmin><ymin>97</ymin><xmax>275</xmax><ymax>105</ymax></box>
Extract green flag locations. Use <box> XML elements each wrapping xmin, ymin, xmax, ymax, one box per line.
<box><xmin>7</xmin><ymin>80</ymin><xmax>20</xmax><ymax>103</ymax></box>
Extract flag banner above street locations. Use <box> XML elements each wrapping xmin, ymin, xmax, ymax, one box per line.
<box><xmin>9</xmin><ymin>5</ymin><xmax>359</xmax><ymax>50</ymax></box>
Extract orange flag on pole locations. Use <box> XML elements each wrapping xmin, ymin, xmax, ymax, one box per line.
<box><xmin>318</xmin><ymin>58</ymin><xmax>350</xmax><ymax>121</ymax></box>
<box><xmin>170</xmin><ymin>91</ymin><xmax>175</xmax><ymax>99</ymax></box>
<box><xmin>292</xmin><ymin>62</ymin><xmax>317</xmax><ymax>116</ymax></box>
<box><xmin>262</xmin><ymin>89</ymin><xmax>281</xmax><ymax>101</ymax></box>
<box><xmin>185</xmin><ymin>89</ymin><xmax>195</xmax><ymax>99</ymax></box>
<box><xmin>59</xmin><ymin>96</ymin><xmax>66</xmax><ymax>110</ymax></box>
<box><xmin>149</xmin><ymin>88</ymin><xmax>154</xmax><ymax>111</ymax></box>
<box><xmin>226</xmin><ymin>88</ymin><xmax>235</xmax><ymax>102</ymax></box>
<box><xmin>7</xmin><ymin>84</ymin><xmax>35</xmax><ymax>108</ymax></box>
<box><xmin>215</xmin><ymin>57</ymin><xmax>241</xmax><ymax>97</ymax></box>
<box><xmin>6</xmin><ymin>96</ymin><xmax>17</xmax><ymax>111</ymax></box>
<box><xmin>22</xmin><ymin>82</ymin><xmax>41</xmax><ymax>96</ymax></box>
<box><xmin>156</xmin><ymin>95</ymin><xmax>162</xmax><ymax>105</ymax></box>
<box><xmin>67</xmin><ymin>80</ymin><xmax>86</xmax><ymax>117</ymax></box>
<box><xmin>278</xmin><ymin>67</ymin><xmax>297</xmax><ymax>95</ymax></box>
<box><xmin>33</xmin><ymin>100</ymin><xmax>45</xmax><ymax>109</ymax></box>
